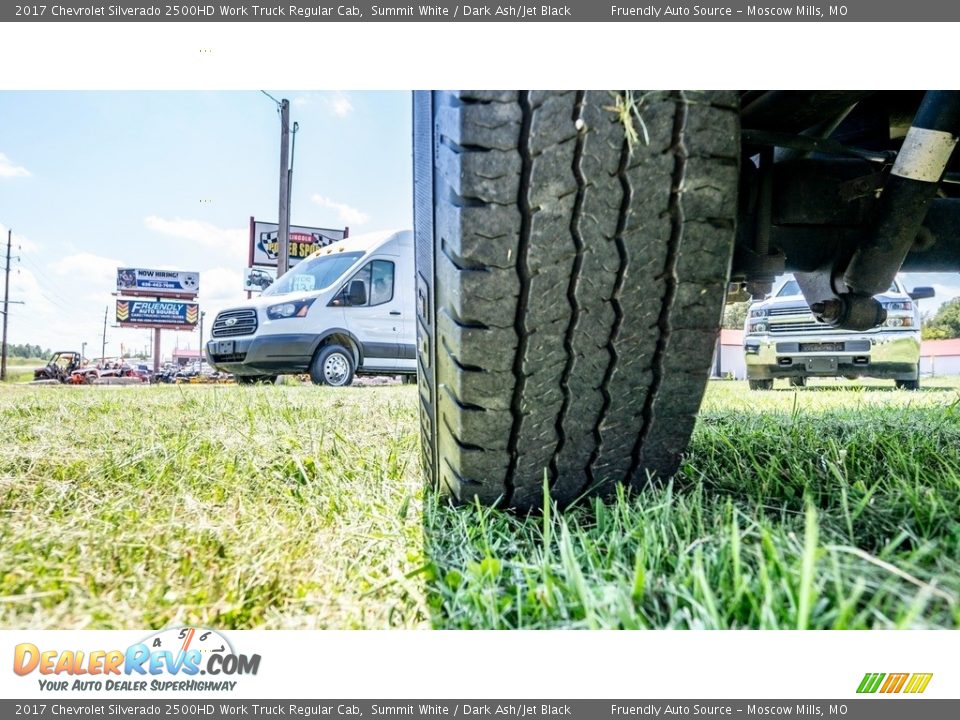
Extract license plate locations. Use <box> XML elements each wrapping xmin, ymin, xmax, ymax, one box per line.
<box><xmin>214</xmin><ymin>340</ymin><xmax>234</xmax><ymax>355</ymax></box>
<box><xmin>799</xmin><ymin>342</ymin><xmax>843</xmax><ymax>353</ymax></box>
<box><xmin>805</xmin><ymin>357</ymin><xmax>838</xmax><ymax>372</ymax></box>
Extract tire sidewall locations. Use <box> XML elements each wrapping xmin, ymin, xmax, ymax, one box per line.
<box><xmin>311</xmin><ymin>345</ymin><xmax>355</xmax><ymax>387</ymax></box>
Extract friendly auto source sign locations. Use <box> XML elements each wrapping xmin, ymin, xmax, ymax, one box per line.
<box><xmin>117</xmin><ymin>268</ymin><xmax>200</xmax><ymax>298</ymax></box>
<box><xmin>251</xmin><ymin>219</ymin><xmax>348</xmax><ymax>268</ymax></box>
<box><xmin>116</xmin><ymin>299</ymin><xmax>199</xmax><ymax>329</ymax></box>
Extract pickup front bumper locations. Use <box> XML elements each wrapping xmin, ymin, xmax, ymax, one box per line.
<box><xmin>744</xmin><ymin>331</ymin><xmax>920</xmax><ymax>380</ymax></box>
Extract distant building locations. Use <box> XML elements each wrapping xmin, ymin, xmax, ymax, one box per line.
<box><xmin>714</xmin><ymin>330</ymin><xmax>960</xmax><ymax>379</ymax></box>
<box><xmin>172</xmin><ymin>348</ymin><xmax>202</xmax><ymax>367</ymax></box>
<box><xmin>921</xmin><ymin>338</ymin><xmax>960</xmax><ymax>377</ymax></box>
<box><xmin>714</xmin><ymin>329</ymin><xmax>747</xmax><ymax>379</ymax></box>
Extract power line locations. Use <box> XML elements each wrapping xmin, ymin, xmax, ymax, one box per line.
<box><xmin>18</xmin><ymin>254</ymin><xmax>86</xmax><ymax>305</ymax></box>
<box><xmin>260</xmin><ymin>89</ymin><xmax>282</xmax><ymax>107</ymax></box>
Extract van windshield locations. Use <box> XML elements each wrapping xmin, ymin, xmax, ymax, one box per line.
<box><xmin>262</xmin><ymin>252</ymin><xmax>363</xmax><ymax>296</ymax></box>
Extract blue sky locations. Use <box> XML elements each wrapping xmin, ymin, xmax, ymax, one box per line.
<box><xmin>1</xmin><ymin>91</ymin><xmax>959</xmax><ymax>361</ymax></box>
<box><xmin>0</xmin><ymin>91</ymin><xmax>412</xmax><ymax>358</ymax></box>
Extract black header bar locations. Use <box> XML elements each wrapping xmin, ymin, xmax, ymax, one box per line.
<box><xmin>4</xmin><ymin>1</ymin><xmax>960</xmax><ymax>22</ymax></box>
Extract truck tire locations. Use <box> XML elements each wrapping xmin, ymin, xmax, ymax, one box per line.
<box><xmin>414</xmin><ymin>90</ymin><xmax>739</xmax><ymax>509</ymax></box>
<box><xmin>789</xmin><ymin>377</ymin><xmax>807</xmax><ymax>388</ymax></box>
<box><xmin>749</xmin><ymin>379</ymin><xmax>773</xmax><ymax>391</ymax></box>
<box><xmin>310</xmin><ymin>344</ymin><xmax>355</xmax><ymax>387</ymax></box>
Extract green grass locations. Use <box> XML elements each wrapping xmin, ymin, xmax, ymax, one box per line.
<box><xmin>2</xmin><ymin>359</ymin><xmax>45</xmax><ymax>384</ymax></box>
<box><xmin>1</xmin><ymin>378</ymin><xmax>959</xmax><ymax>629</ymax></box>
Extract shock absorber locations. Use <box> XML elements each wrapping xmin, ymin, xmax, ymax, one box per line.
<box><xmin>844</xmin><ymin>91</ymin><xmax>960</xmax><ymax>297</ymax></box>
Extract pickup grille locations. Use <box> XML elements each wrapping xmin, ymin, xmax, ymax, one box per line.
<box><xmin>767</xmin><ymin>305</ymin><xmax>810</xmax><ymax>317</ymax></box>
<box><xmin>211</xmin><ymin>309</ymin><xmax>257</xmax><ymax>337</ymax></box>
<box><xmin>769</xmin><ymin>319</ymin><xmax>826</xmax><ymax>334</ymax></box>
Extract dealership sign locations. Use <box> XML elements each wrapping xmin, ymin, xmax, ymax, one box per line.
<box><xmin>117</xmin><ymin>268</ymin><xmax>200</xmax><ymax>298</ymax></box>
<box><xmin>250</xmin><ymin>218</ymin><xmax>348</xmax><ymax>268</ymax></box>
<box><xmin>116</xmin><ymin>299</ymin><xmax>199</xmax><ymax>329</ymax></box>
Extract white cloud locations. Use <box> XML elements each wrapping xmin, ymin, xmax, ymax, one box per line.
<box><xmin>328</xmin><ymin>93</ymin><xmax>354</xmax><ymax>118</ymax></box>
<box><xmin>144</xmin><ymin>216</ymin><xmax>248</xmax><ymax>265</ymax></box>
<box><xmin>0</xmin><ymin>153</ymin><xmax>30</xmax><ymax>178</ymax></box>
<box><xmin>310</xmin><ymin>194</ymin><xmax>369</xmax><ymax>226</ymax></box>
<box><xmin>200</xmin><ymin>266</ymin><xmax>245</xmax><ymax>302</ymax></box>
<box><xmin>144</xmin><ymin>216</ymin><xmax>246</xmax><ymax>250</ymax></box>
<box><xmin>50</xmin><ymin>252</ymin><xmax>125</xmax><ymax>286</ymax></box>
<box><xmin>292</xmin><ymin>92</ymin><xmax>354</xmax><ymax>118</ymax></box>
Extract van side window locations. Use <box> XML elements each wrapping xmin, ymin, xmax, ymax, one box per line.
<box><xmin>369</xmin><ymin>260</ymin><xmax>395</xmax><ymax>305</ymax></box>
<box><xmin>335</xmin><ymin>260</ymin><xmax>395</xmax><ymax>307</ymax></box>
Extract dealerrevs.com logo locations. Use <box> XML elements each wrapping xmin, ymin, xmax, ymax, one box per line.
<box><xmin>13</xmin><ymin>627</ymin><xmax>260</xmax><ymax>692</ymax></box>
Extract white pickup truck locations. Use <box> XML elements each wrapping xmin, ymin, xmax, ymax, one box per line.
<box><xmin>743</xmin><ymin>275</ymin><xmax>934</xmax><ymax>390</ymax></box>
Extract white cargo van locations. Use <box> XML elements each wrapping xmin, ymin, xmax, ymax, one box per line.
<box><xmin>206</xmin><ymin>229</ymin><xmax>416</xmax><ymax>385</ymax></box>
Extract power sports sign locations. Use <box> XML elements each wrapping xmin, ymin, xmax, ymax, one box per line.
<box><xmin>116</xmin><ymin>268</ymin><xmax>200</xmax><ymax>298</ymax></box>
<box><xmin>250</xmin><ymin>218</ymin><xmax>348</xmax><ymax>269</ymax></box>
<box><xmin>116</xmin><ymin>299</ymin><xmax>199</xmax><ymax>330</ymax></box>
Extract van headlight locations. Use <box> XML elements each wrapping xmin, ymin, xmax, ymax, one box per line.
<box><xmin>266</xmin><ymin>298</ymin><xmax>316</xmax><ymax>319</ymax></box>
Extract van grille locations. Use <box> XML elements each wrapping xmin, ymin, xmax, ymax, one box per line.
<box><xmin>212</xmin><ymin>309</ymin><xmax>258</xmax><ymax>337</ymax></box>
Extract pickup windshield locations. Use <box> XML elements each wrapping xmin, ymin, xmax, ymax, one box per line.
<box><xmin>777</xmin><ymin>279</ymin><xmax>898</xmax><ymax>297</ymax></box>
<box><xmin>262</xmin><ymin>252</ymin><xmax>363</xmax><ymax>296</ymax></box>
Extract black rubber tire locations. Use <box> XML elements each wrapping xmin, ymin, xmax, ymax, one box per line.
<box><xmin>413</xmin><ymin>90</ymin><xmax>740</xmax><ymax>509</ymax></box>
<box><xmin>895</xmin><ymin>378</ymin><xmax>920</xmax><ymax>390</ymax></box>
<box><xmin>789</xmin><ymin>377</ymin><xmax>807</xmax><ymax>388</ymax></box>
<box><xmin>310</xmin><ymin>345</ymin><xmax>355</xmax><ymax>387</ymax></box>
<box><xmin>749</xmin><ymin>379</ymin><xmax>774</xmax><ymax>391</ymax></box>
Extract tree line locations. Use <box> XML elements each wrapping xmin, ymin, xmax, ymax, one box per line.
<box><xmin>4</xmin><ymin>343</ymin><xmax>52</xmax><ymax>360</ymax></box>
<box><xmin>922</xmin><ymin>297</ymin><xmax>960</xmax><ymax>340</ymax></box>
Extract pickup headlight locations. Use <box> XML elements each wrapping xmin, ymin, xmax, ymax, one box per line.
<box><xmin>747</xmin><ymin>320</ymin><xmax>768</xmax><ymax>334</ymax></box>
<box><xmin>884</xmin><ymin>300</ymin><xmax>913</xmax><ymax>312</ymax></box>
<box><xmin>749</xmin><ymin>308</ymin><xmax>768</xmax><ymax>318</ymax></box>
<box><xmin>266</xmin><ymin>298</ymin><xmax>316</xmax><ymax>319</ymax></box>
<box><xmin>884</xmin><ymin>316</ymin><xmax>914</xmax><ymax>328</ymax></box>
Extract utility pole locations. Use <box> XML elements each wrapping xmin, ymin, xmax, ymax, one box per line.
<box><xmin>101</xmin><ymin>306</ymin><xmax>108</xmax><ymax>362</ymax></box>
<box><xmin>286</xmin><ymin>121</ymin><xmax>299</xmax><ymax>255</ymax></box>
<box><xmin>1</xmin><ymin>229</ymin><xmax>11</xmax><ymax>381</ymax></box>
<box><xmin>199</xmin><ymin>311</ymin><xmax>206</xmax><ymax>353</ymax></box>
<box><xmin>277</xmin><ymin>98</ymin><xmax>291</xmax><ymax>277</ymax></box>
<box><xmin>81</xmin><ymin>341</ymin><xmax>87</xmax><ymax>362</ymax></box>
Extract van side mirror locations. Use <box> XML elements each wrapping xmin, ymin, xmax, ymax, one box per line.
<box><xmin>348</xmin><ymin>280</ymin><xmax>367</xmax><ymax>306</ymax></box>
<box><xmin>909</xmin><ymin>286</ymin><xmax>935</xmax><ymax>300</ymax></box>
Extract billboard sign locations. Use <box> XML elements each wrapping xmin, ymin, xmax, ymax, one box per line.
<box><xmin>116</xmin><ymin>299</ymin><xmax>199</xmax><ymax>330</ymax></box>
<box><xmin>250</xmin><ymin>218</ymin><xmax>348</xmax><ymax>268</ymax></box>
<box><xmin>244</xmin><ymin>266</ymin><xmax>276</xmax><ymax>293</ymax></box>
<box><xmin>117</xmin><ymin>268</ymin><xmax>200</xmax><ymax>298</ymax></box>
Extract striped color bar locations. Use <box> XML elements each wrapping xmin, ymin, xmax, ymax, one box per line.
<box><xmin>857</xmin><ymin>673</ymin><xmax>885</xmax><ymax>693</ymax></box>
<box><xmin>858</xmin><ymin>672</ymin><xmax>933</xmax><ymax>694</ymax></box>
<box><xmin>904</xmin><ymin>673</ymin><xmax>934</xmax><ymax>694</ymax></box>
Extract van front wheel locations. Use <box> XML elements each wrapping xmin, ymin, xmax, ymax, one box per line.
<box><xmin>311</xmin><ymin>345</ymin><xmax>355</xmax><ymax>387</ymax></box>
